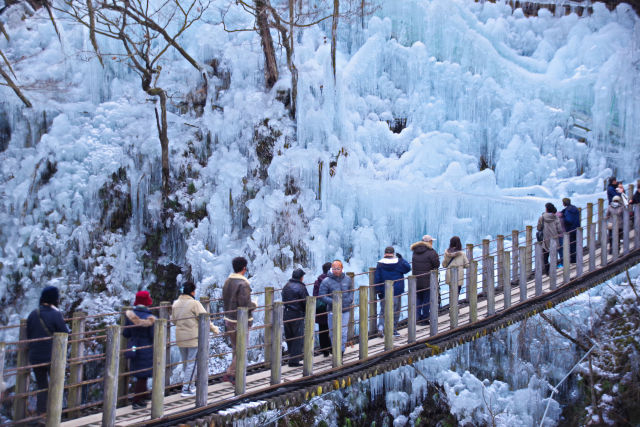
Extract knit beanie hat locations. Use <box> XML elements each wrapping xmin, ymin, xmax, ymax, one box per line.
<box><xmin>134</xmin><ymin>290</ymin><xmax>153</xmax><ymax>307</ymax></box>
<box><xmin>40</xmin><ymin>286</ymin><xmax>60</xmax><ymax>306</ymax></box>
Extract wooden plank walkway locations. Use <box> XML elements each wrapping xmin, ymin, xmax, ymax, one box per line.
<box><xmin>62</xmin><ymin>233</ymin><xmax>627</xmax><ymax>427</ymax></box>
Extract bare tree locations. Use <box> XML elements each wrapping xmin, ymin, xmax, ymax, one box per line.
<box><xmin>54</xmin><ymin>0</ymin><xmax>209</xmax><ymax>200</ymax></box>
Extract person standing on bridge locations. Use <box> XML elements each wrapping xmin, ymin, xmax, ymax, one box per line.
<box><xmin>313</xmin><ymin>262</ymin><xmax>333</xmax><ymax>357</ymax></box>
<box><xmin>443</xmin><ymin>236</ymin><xmax>469</xmax><ymax>303</ymax></box>
<box><xmin>561</xmin><ymin>198</ymin><xmax>581</xmax><ymax>264</ymax></box>
<box><xmin>171</xmin><ymin>282</ymin><xmax>220</xmax><ymax>397</ymax></box>
<box><xmin>123</xmin><ymin>290</ymin><xmax>155</xmax><ymax>410</ymax></box>
<box><xmin>222</xmin><ymin>256</ymin><xmax>257</xmax><ymax>385</ymax></box>
<box><xmin>410</xmin><ymin>235</ymin><xmax>440</xmax><ymax>325</ymax></box>
<box><xmin>282</xmin><ymin>268</ymin><xmax>309</xmax><ymax>367</ymax></box>
<box><xmin>606</xmin><ymin>196</ymin><xmax>624</xmax><ymax>255</ymax></box>
<box><xmin>374</xmin><ymin>247</ymin><xmax>411</xmax><ymax>336</ymax></box>
<box><xmin>537</xmin><ymin>202</ymin><xmax>563</xmax><ymax>275</ymax></box>
<box><xmin>26</xmin><ymin>286</ymin><xmax>69</xmax><ymax>416</ymax></box>
<box><xmin>607</xmin><ymin>176</ymin><xmax>619</xmax><ymax>204</ymax></box>
<box><xmin>319</xmin><ymin>260</ymin><xmax>353</xmax><ymax>354</ymax></box>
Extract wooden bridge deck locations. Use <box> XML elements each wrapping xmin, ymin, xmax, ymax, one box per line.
<box><xmin>62</xmin><ymin>233</ymin><xmax>636</xmax><ymax>427</ymax></box>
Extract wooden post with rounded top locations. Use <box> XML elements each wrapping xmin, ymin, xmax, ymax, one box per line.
<box><xmin>264</xmin><ymin>287</ymin><xmax>274</xmax><ymax>365</ymax></box>
<box><xmin>12</xmin><ymin>319</ymin><xmax>28</xmax><ymax>422</ymax></box>
<box><xmin>496</xmin><ymin>235</ymin><xmax>504</xmax><ymax>292</ymax></box>
<box><xmin>151</xmin><ymin>318</ymin><xmax>167</xmax><ymax>419</ymax></box>
<box><xmin>589</xmin><ymin>223</ymin><xmax>597</xmax><ymax>272</ymax></box>
<box><xmin>481</xmin><ymin>239</ymin><xmax>490</xmax><ymax>295</ymax></box>
<box><xmin>597</xmin><ymin>198</ymin><xmax>605</xmax><ymax>244</ymax></box>
<box><xmin>117</xmin><ymin>306</ymin><xmax>131</xmax><ymax>404</ymax></box>
<box><xmin>46</xmin><ymin>332</ymin><xmax>68</xmax><ymax>427</ymax></box>
<box><xmin>302</xmin><ymin>296</ymin><xmax>316</xmax><ymax>377</ymax></box>
<box><xmin>384</xmin><ymin>281</ymin><xmax>394</xmax><ymax>351</ymax></box>
<box><xmin>576</xmin><ymin>227</ymin><xmax>584</xmax><ymax>277</ymax></box>
<box><xmin>159</xmin><ymin>301</ymin><xmax>171</xmax><ymax>389</ymax></box>
<box><xmin>407</xmin><ymin>276</ymin><xmax>417</xmax><ymax>344</ymax></box>
<box><xmin>525</xmin><ymin>226</ymin><xmax>533</xmax><ymax>276</ymax></box>
<box><xmin>600</xmin><ymin>217</ymin><xmax>608</xmax><ymax>267</ymax></box>
<box><xmin>549</xmin><ymin>238</ymin><xmax>558</xmax><ymax>290</ymax></box>
<box><xmin>467</xmin><ymin>261</ymin><xmax>478</xmax><ymax>323</ymax></box>
<box><xmin>368</xmin><ymin>268</ymin><xmax>377</xmax><ymax>336</ymax></box>
<box><xmin>270</xmin><ymin>302</ymin><xmax>283</xmax><ymax>385</ymax></box>
<box><xmin>503</xmin><ymin>251</ymin><xmax>511</xmax><ymax>309</ymax></box>
<box><xmin>519</xmin><ymin>247</ymin><xmax>527</xmax><ymax>301</ymax></box>
<box><xmin>587</xmin><ymin>202</ymin><xmax>593</xmax><ymax>246</ymax></box>
<box><xmin>195</xmin><ymin>313</ymin><xmax>209</xmax><ymax>407</ymax></box>
<box><xmin>563</xmin><ymin>233</ymin><xmax>570</xmax><ymax>284</ymax></box>
<box><xmin>511</xmin><ymin>230</ymin><xmax>519</xmax><ymax>284</ymax></box>
<box><xmin>332</xmin><ymin>293</ymin><xmax>343</xmax><ymax>368</ymax></box>
<box><xmin>486</xmin><ymin>256</ymin><xmax>495</xmax><ymax>316</ymax></box>
<box><xmin>466</xmin><ymin>243</ymin><xmax>474</xmax><ymax>263</ymax></box>
<box><xmin>68</xmin><ymin>311</ymin><xmax>86</xmax><ymax>418</ymax></box>
<box><xmin>534</xmin><ymin>242</ymin><xmax>543</xmax><ymax>296</ymax></box>
<box><xmin>346</xmin><ymin>272</ymin><xmax>355</xmax><ymax>343</ymax></box>
<box><xmin>449</xmin><ymin>269</ymin><xmax>459</xmax><ymax>329</ymax></box>
<box><xmin>429</xmin><ymin>271</ymin><xmax>439</xmax><ymax>336</ymax></box>
<box><xmin>235</xmin><ymin>308</ymin><xmax>248</xmax><ymax>396</ymax></box>
<box><xmin>612</xmin><ymin>213</ymin><xmax>620</xmax><ymax>261</ymax></box>
<box><xmin>102</xmin><ymin>325</ymin><xmax>120</xmax><ymax>427</ymax></box>
<box><xmin>358</xmin><ymin>286</ymin><xmax>368</xmax><ymax>360</ymax></box>
<box><xmin>622</xmin><ymin>207</ymin><xmax>630</xmax><ymax>255</ymax></box>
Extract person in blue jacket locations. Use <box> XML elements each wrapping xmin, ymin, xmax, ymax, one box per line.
<box><xmin>374</xmin><ymin>246</ymin><xmax>411</xmax><ymax>336</ymax></box>
<box><xmin>607</xmin><ymin>177</ymin><xmax>618</xmax><ymax>204</ymax></box>
<box><xmin>561</xmin><ymin>198</ymin><xmax>581</xmax><ymax>263</ymax></box>
<box><xmin>123</xmin><ymin>290</ymin><xmax>156</xmax><ymax>410</ymax></box>
<box><xmin>27</xmin><ymin>286</ymin><xmax>69</xmax><ymax>415</ymax></box>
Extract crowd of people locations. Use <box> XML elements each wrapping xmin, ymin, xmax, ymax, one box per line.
<box><xmin>23</xmin><ymin>180</ymin><xmax>639</xmax><ymax>417</ymax></box>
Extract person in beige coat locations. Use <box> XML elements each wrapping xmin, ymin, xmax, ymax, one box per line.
<box><xmin>537</xmin><ymin>202</ymin><xmax>563</xmax><ymax>275</ymax></box>
<box><xmin>171</xmin><ymin>282</ymin><xmax>219</xmax><ymax>397</ymax></box>
<box><xmin>443</xmin><ymin>236</ymin><xmax>469</xmax><ymax>304</ymax></box>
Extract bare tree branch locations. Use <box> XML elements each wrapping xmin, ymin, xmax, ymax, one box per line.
<box><xmin>0</xmin><ymin>64</ymin><xmax>33</xmax><ymax>108</ymax></box>
<box><xmin>540</xmin><ymin>312</ymin><xmax>591</xmax><ymax>352</ymax></box>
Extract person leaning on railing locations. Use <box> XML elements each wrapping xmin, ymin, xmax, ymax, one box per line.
<box><xmin>123</xmin><ymin>291</ymin><xmax>156</xmax><ymax>410</ymax></box>
<box><xmin>222</xmin><ymin>256</ymin><xmax>257</xmax><ymax>385</ymax></box>
<box><xmin>171</xmin><ymin>282</ymin><xmax>220</xmax><ymax>397</ymax></box>
<box><xmin>26</xmin><ymin>286</ymin><xmax>69</xmax><ymax>416</ymax></box>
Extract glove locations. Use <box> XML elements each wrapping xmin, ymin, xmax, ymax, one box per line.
<box><xmin>396</xmin><ymin>253</ymin><xmax>403</xmax><ymax>259</ymax></box>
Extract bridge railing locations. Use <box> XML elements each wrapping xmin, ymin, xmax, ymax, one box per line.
<box><xmin>0</xmin><ymin>198</ymin><xmax>638</xmax><ymax>426</ymax></box>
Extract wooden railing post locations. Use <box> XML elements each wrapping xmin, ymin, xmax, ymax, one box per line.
<box><xmin>384</xmin><ymin>281</ymin><xmax>394</xmax><ymax>351</ymax></box>
<box><xmin>623</xmin><ymin>207</ymin><xmax>630</xmax><ymax>255</ymax></box>
<box><xmin>46</xmin><ymin>332</ymin><xmax>68</xmax><ymax>427</ymax></box>
<box><xmin>466</xmin><ymin>243</ymin><xmax>474</xmax><ymax>263</ymax></box>
<box><xmin>368</xmin><ymin>268</ymin><xmax>377</xmax><ymax>336</ymax></box>
<box><xmin>407</xmin><ymin>276</ymin><xmax>417</xmax><ymax>344</ymax></box>
<box><xmin>68</xmin><ymin>311</ymin><xmax>86</xmax><ymax>418</ymax></box>
<box><xmin>534</xmin><ymin>242</ymin><xmax>542</xmax><ymax>296</ymax></box>
<box><xmin>159</xmin><ymin>301</ymin><xmax>171</xmax><ymax>389</ymax></box>
<box><xmin>563</xmin><ymin>232</ymin><xmax>570</xmax><ymax>284</ymax></box>
<box><xmin>332</xmin><ymin>293</ymin><xmax>343</xmax><ymax>367</ymax></box>
<box><xmin>635</xmin><ymin>204</ymin><xmax>640</xmax><ymax>250</ymax></box>
<box><xmin>0</xmin><ymin>342</ymin><xmax>5</xmax><ymax>395</ymax></box>
<box><xmin>195</xmin><ymin>313</ymin><xmax>209</xmax><ymax>407</ymax></box>
<box><xmin>587</xmin><ymin>202</ymin><xmax>593</xmax><ymax>247</ymax></box>
<box><xmin>589</xmin><ymin>224</ymin><xmax>597</xmax><ymax>272</ymax></box>
<box><xmin>235</xmin><ymin>308</ymin><xmax>248</xmax><ymax>395</ymax></box>
<box><xmin>497</xmin><ymin>235</ymin><xmax>504</xmax><ymax>291</ymax></box>
<box><xmin>270</xmin><ymin>302</ymin><xmax>283</xmax><ymax>385</ymax></box>
<box><xmin>346</xmin><ymin>272</ymin><xmax>355</xmax><ymax>343</ymax></box>
<box><xmin>597</xmin><ymin>198</ymin><xmax>605</xmax><ymax>244</ymax></box>
<box><xmin>151</xmin><ymin>318</ymin><xmax>167</xmax><ymax>419</ymax></box>
<box><xmin>264</xmin><ymin>287</ymin><xmax>274</xmax><ymax>365</ymax></box>
<box><xmin>525</xmin><ymin>226</ymin><xmax>533</xmax><ymax>276</ymax></box>
<box><xmin>503</xmin><ymin>251</ymin><xmax>511</xmax><ymax>309</ymax></box>
<box><xmin>449</xmin><ymin>269</ymin><xmax>459</xmax><ymax>328</ymax></box>
<box><xmin>102</xmin><ymin>325</ymin><xmax>121</xmax><ymax>427</ymax></box>
<box><xmin>511</xmin><ymin>230</ymin><xmax>519</xmax><ymax>284</ymax></box>
<box><xmin>549</xmin><ymin>238</ymin><xmax>558</xmax><ymax>290</ymax></box>
<box><xmin>468</xmin><ymin>261</ymin><xmax>478</xmax><ymax>323</ymax></box>
<box><xmin>118</xmin><ymin>306</ymin><xmax>131</xmax><ymax>404</ymax></box>
<box><xmin>576</xmin><ymin>227</ymin><xmax>584</xmax><ymax>277</ymax></box>
<box><xmin>612</xmin><ymin>213</ymin><xmax>620</xmax><ymax>261</ymax></box>
<box><xmin>600</xmin><ymin>217</ymin><xmax>608</xmax><ymax>266</ymax></box>
<box><xmin>358</xmin><ymin>286</ymin><xmax>368</xmax><ymax>360</ymax></box>
<box><xmin>486</xmin><ymin>256</ymin><xmax>495</xmax><ymax>316</ymax></box>
<box><xmin>302</xmin><ymin>296</ymin><xmax>316</xmax><ymax>377</ymax></box>
<box><xmin>429</xmin><ymin>271</ymin><xmax>438</xmax><ymax>336</ymax></box>
<box><xmin>12</xmin><ymin>319</ymin><xmax>28</xmax><ymax>421</ymax></box>
<box><xmin>481</xmin><ymin>239</ymin><xmax>490</xmax><ymax>295</ymax></box>
<box><xmin>519</xmin><ymin>247</ymin><xmax>527</xmax><ymax>301</ymax></box>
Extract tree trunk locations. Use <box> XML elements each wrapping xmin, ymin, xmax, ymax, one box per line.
<box><xmin>153</xmin><ymin>90</ymin><xmax>170</xmax><ymax>200</ymax></box>
<box><xmin>288</xmin><ymin>0</ymin><xmax>297</xmax><ymax>117</ymax></box>
<box><xmin>331</xmin><ymin>0</ymin><xmax>339</xmax><ymax>81</ymax></box>
<box><xmin>255</xmin><ymin>0</ymin><xmax>278</xmax><ymax>89</ymax></box>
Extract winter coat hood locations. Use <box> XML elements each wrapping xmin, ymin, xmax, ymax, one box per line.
<box><xmin>410</xmin><ymin>241</ymin><xmax>432</xmax><ymax>253</ymax></box>
<box><xmin>318</xmin><ymin>272</ymin><xmax>353</xmax><ymax>313</ymax></box>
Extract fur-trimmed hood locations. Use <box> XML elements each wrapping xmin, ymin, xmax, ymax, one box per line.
<box><xmin>410</xmin><ymin>241</ymin><xmax>433</xmax><ymax>253</ymax></box>
<box><xmin>125</xmin><ymin>308</ymin><xmax>156</xmax><ymax>327</ymax></box>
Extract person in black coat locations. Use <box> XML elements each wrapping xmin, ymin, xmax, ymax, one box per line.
<box><xmin>410</xmin><ymin>235</ymin><xmax>440</xmax><ymax>325</ymax></box>
<box><xmin>26</xmin><ymin>286</ymin><xmax>69</xmax><ymax>415</ymax></box>
<box><xmin>561</xmin><ymin>198</ymin><xmax>581</xmax><ymax>263</ymax></box>
<box><xmin>607</xmin><ymin>177</ymin><xmax>618</xmax><ymax>204</ymax></box>
<box><xmin>312</xmin><ymin>262</ymin><xmax>332</xmax><ymax>357</ymax></box>
<box><xmin>374</xmin><ymin>247</ymin><xmax>411</xmax><ymax>335</ymax></box>
<box><xmin>282</xmin><ymin>269</ymin><xmax>309</xmax><ymax>367</ymax></box>
<box><xmin>123</xmin><ymin>290</ymin><xmax>156</xmax><ymax>409</ymax></box>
